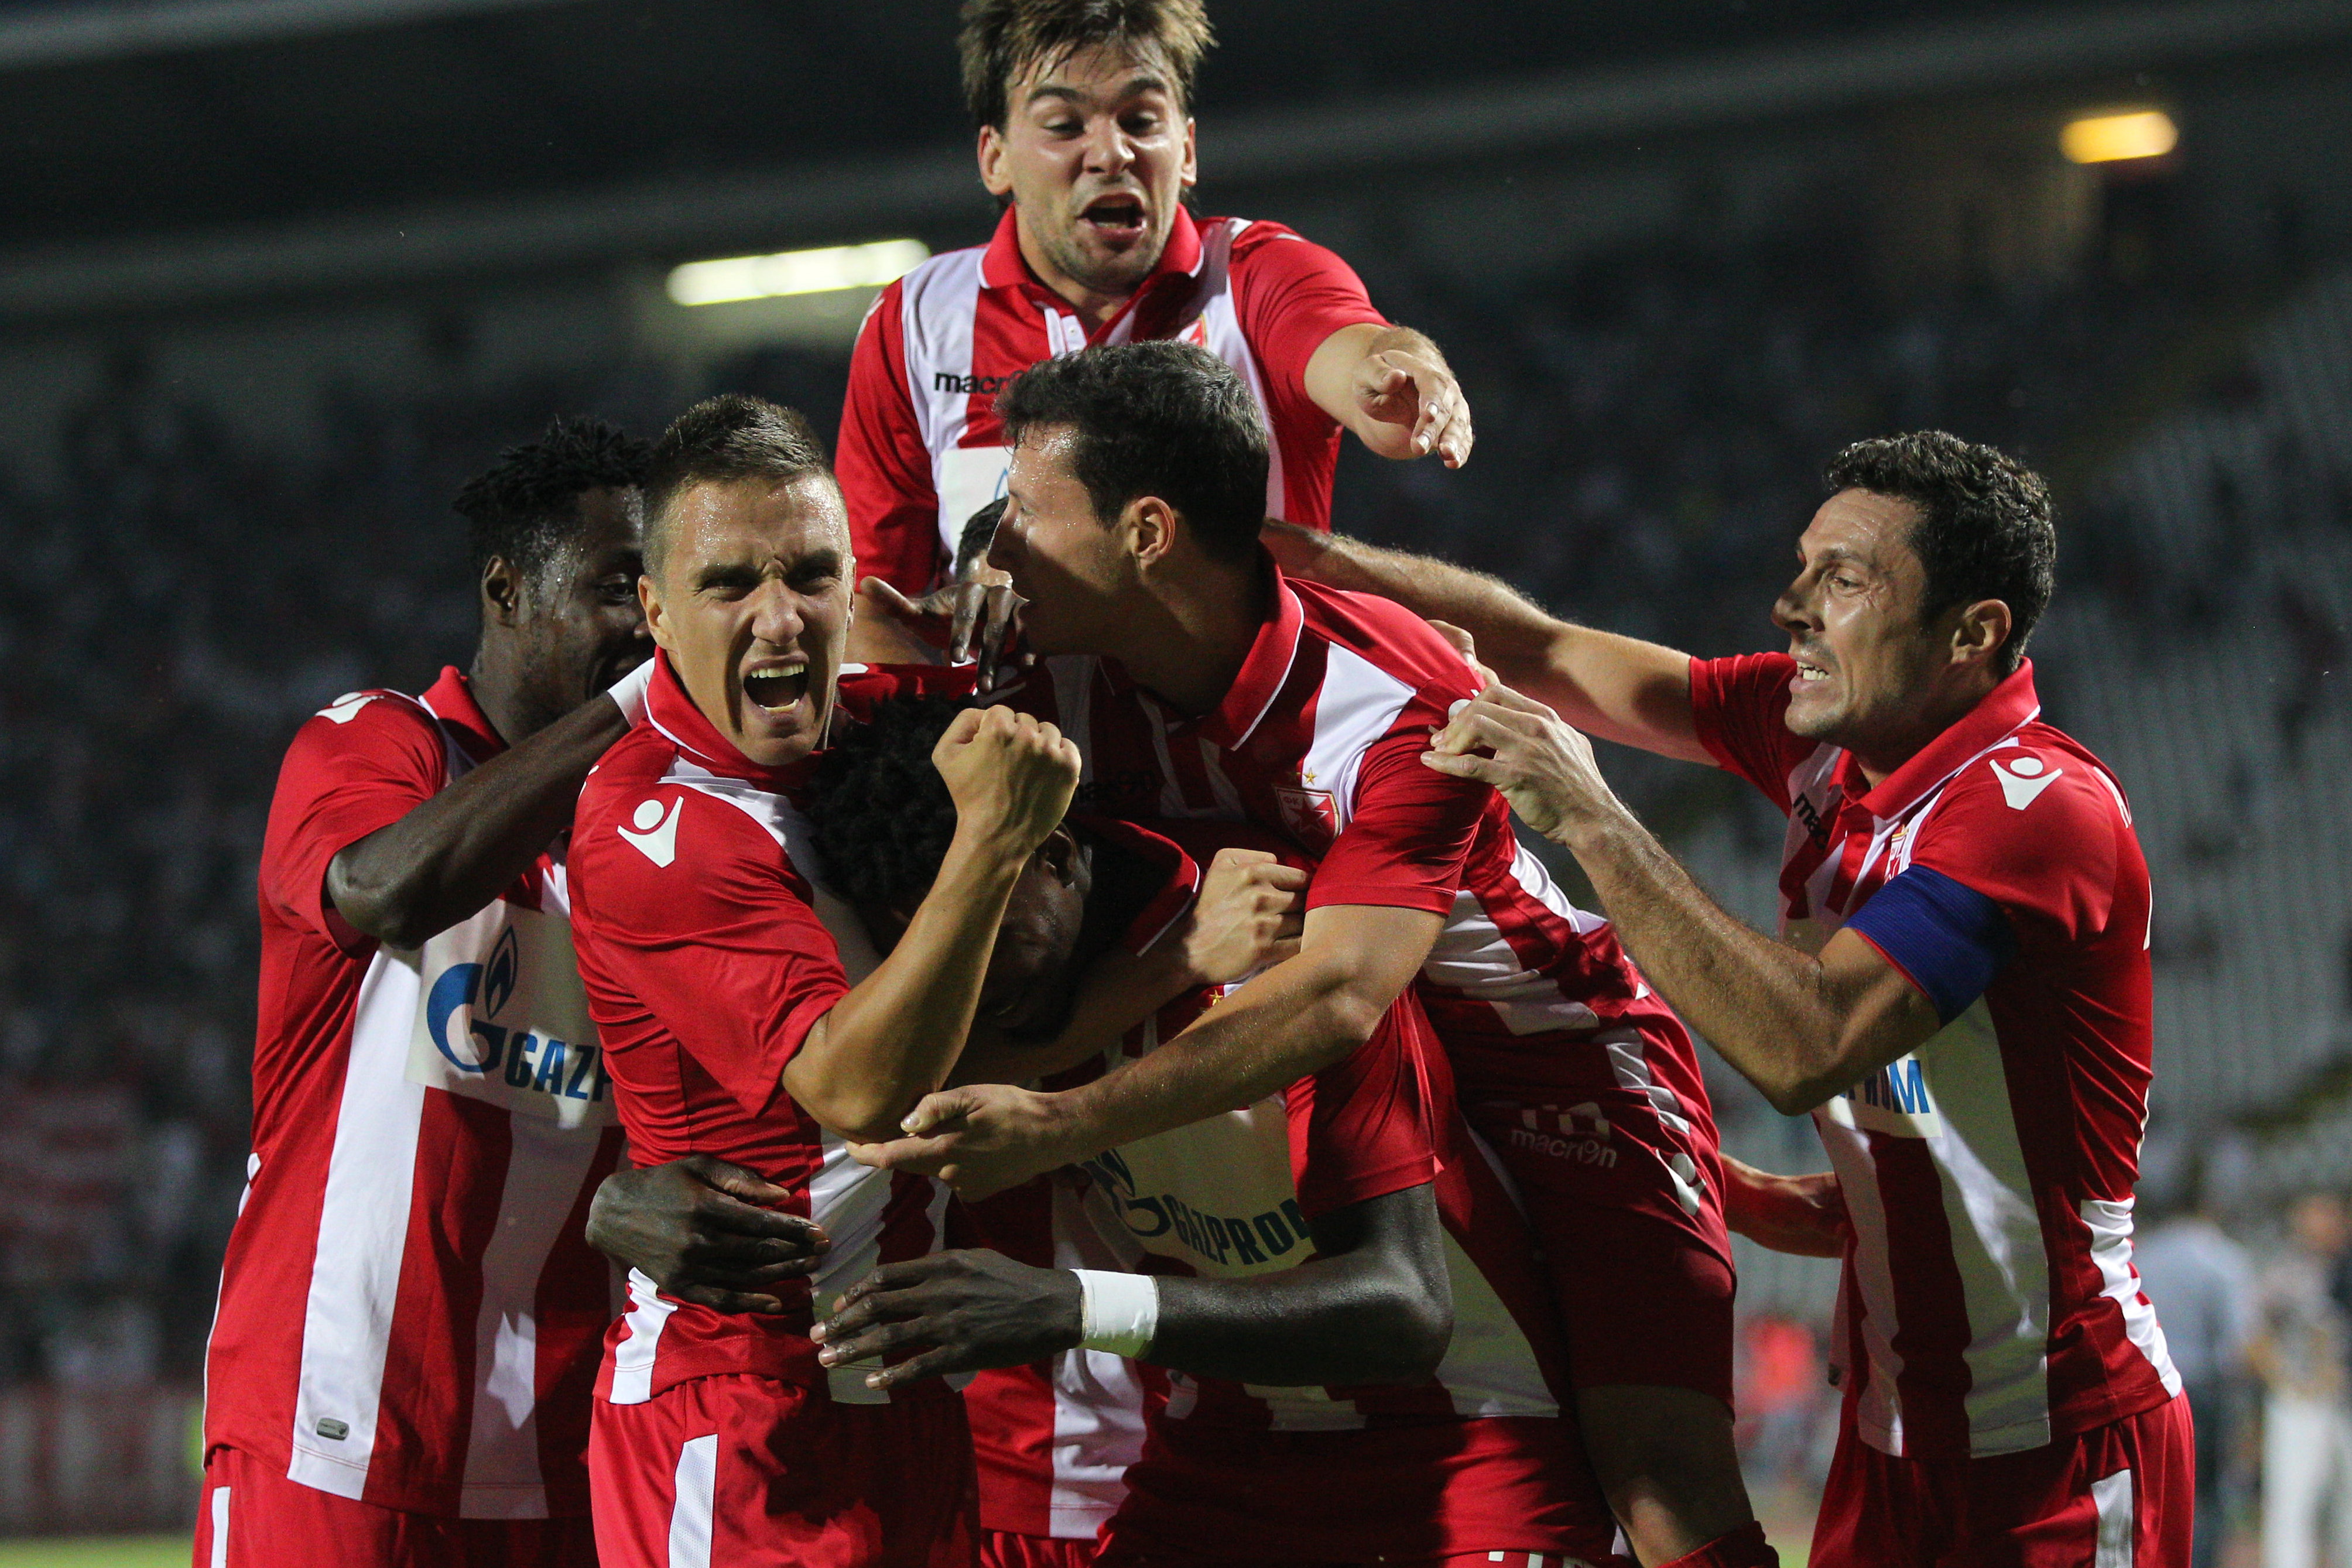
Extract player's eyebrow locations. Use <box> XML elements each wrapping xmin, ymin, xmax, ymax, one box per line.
<box><xmin>1025</xmin><ymin>73</ymin><xmax>1171</xmax><ymax>110</ymax></box>
<box><xmin>693</xmin><ymin>559</ymin><xmax>759</xmax><ymax>590</ymax></box>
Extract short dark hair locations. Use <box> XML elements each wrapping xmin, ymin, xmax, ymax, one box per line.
<box><xmin>997</xmin><ymin>341</ymin><xmax>1267</xmax><ymax>565</ymax></box>
<box><xmin>642</xmin><ymin>394</ymin><xmax>834</xmax><ymax>577</ymax></box>
<box><xmin>1824</xmin><ymin>432</ymin><xmax>2056</xmax><ymax>675</ymax></box>
<box><xmin>812</xmin><ymin>696</ymin><xmax>977</xmax><ymax>915</ymax></box>
<box><xmin>452</xmin><ymin>416</ymin><xmax>647</xmax><ymax>584</ymax></box>
<box><xmin>959</xmin><ymin>0</ymin><xmax>1212</xmax><ymax>131</ymax></box>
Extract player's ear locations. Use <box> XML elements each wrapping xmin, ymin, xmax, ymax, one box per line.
<box><xmin>639</xmin><ymin>573</ymin><xmax>673</xmax><ymax>653</ymax></box>
<box><xmin>1951</xmin><ymin>598</ymin><xmax>2011</xmax><ymax>670</ymax></box>
<box><xmin>977</xmin><ymin>124</ymin><xmax>1014</xmax><ymax>198</ymax></box>
<box><xmin>482</xmin><ymin>554</ymin><xmax>526</xmax><ymax>626</ymax></box>
<box><xmin>1178</xmin><ymin>115</ymin><xmax>1199</xmax><ymax>191</ymax></box>
<box><xmin>1127</xmin><ymin>496</ymin><xmax>1176</xmax><ymax>568</ymax></box>
<box><xmin>1037</xmin><ymin>823</ymin><xmax>1080</xmax><ymax>886</ymax></box>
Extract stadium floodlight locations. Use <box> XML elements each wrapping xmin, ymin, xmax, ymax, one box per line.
<box><xmin>2060</xmin><ymin>109</ymin><xmax>2178</xmax><ymax>165</ymax></box>
<box><xmin>666</xmin><ymin>239</ymin><xmax>930</xmax><ymax>306</ymax></box>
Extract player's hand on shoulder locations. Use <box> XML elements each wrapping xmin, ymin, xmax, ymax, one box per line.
<box><xmin>847</xmin><ymin>1081</ymin><xmax>1077</xmax><ymax>1201</ymax></box>
<box><xmin>812</xmin><ymin>1249</ymin><xmax>1083</xmax><ymax>1391</ymax></box>
<box><xmin>1423</xmin><ymin>680</ymin><xmax>1623</xmax><ymax>844</ymax></box>
<box><xmin>584</xmin><ymin>1154</ymin><xmax>830</xmax><ymax>1314</ymax></box>
<box><xmin>1179</xmin><ymin>848</ymin><xmax>1308</xmax><ymax>986</ymax></box>
<box><xmin>932</xmin><ymin>705</ymin><xmax>1081</xmax><ymax>855</ymax></box>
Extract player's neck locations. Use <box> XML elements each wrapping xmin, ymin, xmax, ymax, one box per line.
<box><xmin>467</xmin><ymin>641</ymin><xmax>537</xmax><ymax>748</ymax></box>
<box><xmin>1012</xmin><ymin>215</ymin><xmax>1139</xmax><ymax>330</ymax></box>
<box><xmin>1107</xmin><ymin>555</ymin><xmax>1271</xmax><ymax>718</ymax></box>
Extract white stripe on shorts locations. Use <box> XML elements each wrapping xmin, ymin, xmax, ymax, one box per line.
<box><xmin>669</xmin><ymin>1433</ymin><xmax>718</xmax><ymax>1568</ymax></box>
<box><xmin>2092</xmin><ymin>1466</ymin><xmax>2135</xmax><ymax>1568</ymax></box>
<box><xmin>209</xmin><ymin>1484</ymin><xmax>231</xmax><ymax>1568</ymax></box>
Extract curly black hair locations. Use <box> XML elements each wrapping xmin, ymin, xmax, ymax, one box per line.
<box><xmin>812</xmin><ymin>695</ymin><xmax>976</xmax><ymax>914</ymax></box>
<box><xmin>1825</xmin><ymin>431</ymin><xmax>2056</xmax><ymax>675</ymax></box>
<box><xmin>451</xmin><ymin>415</ymin><xmax>647</xmax><ymax>585</ymax></box>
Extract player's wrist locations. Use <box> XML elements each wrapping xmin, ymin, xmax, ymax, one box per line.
<box><xmin>1071</xmin><ymin>1269</ymin><xmax>1158</xmax><ymax>1357</ymax></box>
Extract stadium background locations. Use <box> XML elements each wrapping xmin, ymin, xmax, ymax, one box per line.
<box><xmin>0</xmin><ymin>0</ymin><xmax>2347</xmax><ymax>1559</ymax></box>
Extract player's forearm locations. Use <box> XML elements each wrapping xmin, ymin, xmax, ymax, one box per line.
<box><xmin>788</xmin><ymin>832</ymin><xmax>1028</xmax><ymax>1141</ymax></box>
<box><xmin>1048</xmin><ymin>952</ymin><xmax>1384</xmax><ymax>1158</ymax></box>
<box><xmin>1151</xmin><ymin>1186</ymin><xmax>1450</xmax><ymax>1385</ymax></box>
<box><xmin>327</xmin><ymin>693</ymin><xmax>628</xmax><ymax>947</ymax></box>
<box><xmin>1559</xmin><ymin>807</ymin><xmax>1856</xmax><ymax>1114</ymax></box>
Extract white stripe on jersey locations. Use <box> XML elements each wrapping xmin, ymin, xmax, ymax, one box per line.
<box><xmin>1300</xmin><ymin>643</ymin><xmax>1410</xmax><ymax>810</ymax></box>
<box><xmin>289</xmin><ymin>950</ymin><xmax>428</xmax><ymax>1499</ymax></box>
<box><xmin>2081</xmin><ymin>1198</ymin><xmax>2183</xmax><ymax>1402</ymax></box>
<box><xmin>1047</xmin><ymin>1180</ymin><xmax>1151</xmax><ymax>1538</ymax></box>
<box><xmin>669</xmin><ymin>1432</ymin><xmax>719</xmax><ymax>1568</ymax></box>
<box><xmin>605</xmin><ymin>1272</ymin><xmax>676</xmax><ymax>1406</ymax></box>
<box><xmin>2092</xmin><ymin>1466</ymin><xmax>2135</xmax><ymax>1568</ymax></box>
<box><xmin>808</xmin><ymin>1131</ymin><xmax>899</xmax><ymax>1406</ymax></box>
<box><xmin>458</xmin><ymin>1112</ymin><xmax>607</xmax><ymax>1516</ymax></box>
<box><xmin>1429</xmin><ymin>1227</ymin><xmax>1561</xmax><ymax>1422</ymax></box>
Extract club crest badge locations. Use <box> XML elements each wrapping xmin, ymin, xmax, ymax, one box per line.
<box><xmin>1273</xmin><ymin>786</ymin><xmax>1340</xmax><ymax>850</ymax></box>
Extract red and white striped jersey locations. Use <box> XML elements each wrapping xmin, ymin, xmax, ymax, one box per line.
<box><xmin>207</xmin><ymin>666</ymin><xmax>626</xmax><ymax>1519</ymax></box>
<box><xmin>992</xmin><ymin>567</ymin><xmax>1720</xmax><ymax>1201</ymax></box>
<box><xmin>569</xmin><ymin>653</ymin><xmax>958</xmax><ymax>1412</ymax></box>
<box><xmin>838</xmin><ymin>206</ymin><xmax>1388</xmax><ymax>593</ymax></box>
<box><xmin>1692</xmin><ymin>653</ymin><xmax>2182</xmax><ymax>1460</ymax></box>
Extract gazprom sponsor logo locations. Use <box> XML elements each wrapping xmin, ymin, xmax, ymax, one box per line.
<box><xmin>1083</xmin><ymin>1146</ymin><xmax>1312</xmax><ymax>1273</ymax></box>
<box><xmin>402</xmin><ymin>902</ymin><xmax>615</xmax><ymax>1129</ymax></box>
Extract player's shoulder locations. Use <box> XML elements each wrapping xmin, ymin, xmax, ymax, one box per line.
<box><xmin>894</xmin><ymin>239</ymin><xmax>991</xmax><ymax>310</ymax></box>
<box><xmin>283</xmin><ymin>687</ymin><xmax>440</xmax><ymax>766</ymax></box>
<box><xmin>1289</xmin><ymin>576</ymin><xmax>1480</xmax><ymax>700</ymax></box>
<box><xmin>1926</xmin><ymin>724</ymin><xmax>2134</xmax><ymax>852</ymax></box>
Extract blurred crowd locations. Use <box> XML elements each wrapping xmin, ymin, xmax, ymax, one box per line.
<box><xmin>1</xmin><ymin>203</ymin><xmax>2347</xmax><ymax>1550</ymax></box>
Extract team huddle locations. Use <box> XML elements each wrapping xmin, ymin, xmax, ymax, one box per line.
<box><xmin>192</xmin><ymin>4</ymin><xmax>2192</xmax><ymax>1567</ymax></box>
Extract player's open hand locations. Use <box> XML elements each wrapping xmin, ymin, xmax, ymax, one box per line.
<box><xmin>1179</xmin><ymin>847</ymin><xmax>1307</xmax><ymax>986</ymax></box>
<box><xmin>847</xmin><ymin>1081</ymin><xmax>1078</xmax><ymax>1201</ymax></box>
<box><xmin>1352</xmin><ymin>345</ymin><xmax>1473</xmax><ymax>468</ymax></box>
<box><xmin>583</xmin><ymin>1154</ymin><xmax>831</xmax><ymax>1314</ymax></box>
<box><xmin>811</xmin><ymin>1250</ymin><xmax>1083</xmax><ymax>1391</ymax></box>
<box><xmin>1423</xmin><ymin>681</ymin><xmax>1625</xmax><ymax>846</ymax></box>
<box><xmin>932</xmin><ymin>706</ymin><xmax>1081</xmax><ymax>858</ymax></box>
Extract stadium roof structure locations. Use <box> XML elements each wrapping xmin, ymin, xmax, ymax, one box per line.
<box><xmin>3</xmin><ymin>0</ymin><xmax>2347</xmax><ymax>319</ymax></box>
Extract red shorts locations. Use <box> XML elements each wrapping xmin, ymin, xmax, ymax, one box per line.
<box><xmin>983</xmin><ymin>1531</ymin><xmax>1100</xmax><ymax>1568</ymax></box>
<box><xmin>191</xmin><ymin>1445</ymin><xmax>595</xmax><ymax>1567</ymax></box>
<box><xmin>1097</xmin><ymin>1416</ymin><xmax>1619</xmax><ymax>1566</ymax></box>
<box><xmin>588</xmin><ymin>1375</ymin><xmax>977</xmax><ymax>1568</ymax></box>
<box><xmin>1809</xmin><ymin>1392</ymin><xmax>2193</xmax><ymax>1567</ymax></box>
<box><xmin>1457</xmin><ymin>1025</ymin><xmax>1735</xmax><ymax>1406</ymax></box>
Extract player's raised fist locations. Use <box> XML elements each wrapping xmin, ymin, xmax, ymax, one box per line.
<box><xmin>932</xmin><ymin>704</ymin><xmax>1080</xmax><ymax>856</ymax></box>
<box><xmin>1179</xmin><ymin>847</ymin><xmax>1308</xmax><ymax>985</ymax></box>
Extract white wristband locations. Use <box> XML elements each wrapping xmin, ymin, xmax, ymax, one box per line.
<box><xmin>1074</xmin><ymin>1269</ymin><xmax>1158</xmax><ymax>1358</ymax></box>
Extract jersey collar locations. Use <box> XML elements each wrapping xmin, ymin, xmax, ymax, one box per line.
<box><xmin>1194</xmin><ymin>557</ymin><xmax>1305</xmax><ymax>749</ymax></box>
<box><xmin>418</xmin><ymin>666</ymin><xmax>504</xmax><ymax>765</ymax></box>
<box><xmin>643</xmin><ymin>648</ymin><xmax>821</xmax><ymax>795</ymax></box>
<box><xmin>1841</xmin><ymin>659</ymin><xmax>2043</xmax><ymax>820</ymax></box>
<box><xmin>980</xmin><ymin>205</ymin><xmax>1207</xmax><ymax>306</ymax></box>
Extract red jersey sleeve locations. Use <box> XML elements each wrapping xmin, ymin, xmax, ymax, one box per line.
<box><xmin>1306</xmin><ymin>730</ymin><xmax>1490</xmax><ymax>915</ymax></box>
<box><xmin>1901</xmin><ymin>747</ymin><xmax>2134</xmax><ymax>950</ymax></box>
<box><xmin>1231</xmin><ymin>224</ymin><xmax>1388</xmax><ymax>435</ymax></box>
<box><xmin>1688</xmin><ymin>652</ymin><xmax>1816</xmax><ymax>813</ymax></box>
<box><xmin>837</xmin><ymin>282</ymin><xmax>946</xmax><ymax>595</ymax></box>
<box><xmin>1282</xmin><ymin>988</ymin><xmax>1437</xmax><ymax>1221</ymax></box>
<box><xmin>258</xmin><ymin>693</ymin><xmax>446</xmax><ymax>954</ymax></box>
<box><xmin>571</xmin><ymin>788</ymin><xmax>851</xmax><ymax>1120</ymax></box>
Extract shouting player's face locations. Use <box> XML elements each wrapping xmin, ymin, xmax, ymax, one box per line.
<box><xmin>642</xmin><ymin>475</ymin><xmax>851</xmax><ymax>768</ymax></box>
<box><xmin>1772</xmin><ymin>488</ymin><xmax>1964</xmax><ymax>761</ymax></box>
<box><xmin>499</xmin><ymin>485</ymin><xmax>651</xmax><ymax>738</ymax></box>
<box><xmin>991</xmin><ymin>425</ymin><xmax>1134</xmax><ymax>658</ymax></box>
<box><xmin>980</xmin><ymin>43</ymin><xmax>1198</xmax><ymax>307</ymax></box>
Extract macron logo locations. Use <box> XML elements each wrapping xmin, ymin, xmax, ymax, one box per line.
<box><xmin>1991</xmin><ymin>754</ymin><xmax>2062</xmax><ymax>812</ymax></box>
<box><xmin>618</xmin><ymin>796</ymin><xmax>683</xmax><ymax>867</ymax></box>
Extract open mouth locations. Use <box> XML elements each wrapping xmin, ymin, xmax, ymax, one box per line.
<box><xmin>1079</xmin><ymin>194</ymin><xmax>1146</xmax><ymax>240</ymax></box>
<box><xmin>742</xmin><ymin>662</ymin><xmax>810</xmax><ymax>713</ymax></box>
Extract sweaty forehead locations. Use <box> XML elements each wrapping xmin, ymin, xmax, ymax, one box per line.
<box><xmin>667</xmin><ymin>474</ymin><xmax>846</xmax><ymax>565</ymax></box>
<box><xmin>1018</xmin><ymin>42</ymin><xmax>1173</xmax><ymax>106</ymax></box>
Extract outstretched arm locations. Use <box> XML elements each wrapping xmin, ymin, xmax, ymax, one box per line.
<box><xmin>811</xmin><ymin>1182</ymin><xmax>1449</xmax><ymax>1391</ymax></box>
<box><xmin>1428</xmin><ymin>683</ymin><xmax>1943</xmax><ymax>1114</ymax></box>
<box><xmin>329</xmin><ymin>683</ymin><xmax>635</xmax><ymax>949</ymax></box>
<box><xmin>1265</xmin><ymin>522</ymin><xmax>1709</xmax><ymax>765</ymax></box>
<box><xmin>1303</xmin><ymin>324</ymin><xmax>1474</xmax><ymax>469</ymax></box>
